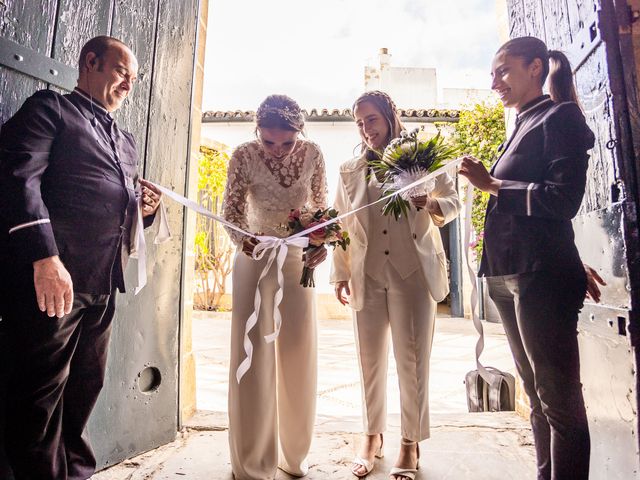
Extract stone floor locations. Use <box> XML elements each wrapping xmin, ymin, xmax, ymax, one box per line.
<box><xmin>94</xmin><ymin>313</ymin><xmax>536</xmax><ymax>479</ymax></box>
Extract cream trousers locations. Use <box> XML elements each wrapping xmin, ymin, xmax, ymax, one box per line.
<box><xmin>354</xmin><ymin>263</ymin><xmax>436</xmax><ymax>442</ymax></box>
<box><xmin>228</xmin><ymin>248</ymin><xmax>317</xmax><ymax>480</ymax></box>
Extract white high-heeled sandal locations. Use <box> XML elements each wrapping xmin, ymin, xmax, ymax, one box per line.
<box><xmin>352</xmin><ymin>433</ymin><xmax>384</xmax><ymax>478</ymax></box>
<box><xmin>389</xmin><ymin>439</ymin><xmax>420</xmax><ymax>480</ymax></box>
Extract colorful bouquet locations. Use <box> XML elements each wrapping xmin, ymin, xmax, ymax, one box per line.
<box><xmin>287</xmin><ymin>207</ymin><xmax>350</xmax><ymax>287</ymax></box>
<box><xmin>369</xmin><ymin>127</ymin><xmax>459</xmax><ymax>220</ymax></box>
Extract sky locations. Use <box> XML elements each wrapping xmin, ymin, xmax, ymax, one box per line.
<box><xmin>202</xmin><ymin>0</ymin><xmax>502</xmax><ymax>111</ymax></box>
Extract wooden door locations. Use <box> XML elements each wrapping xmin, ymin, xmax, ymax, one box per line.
<box><xmin>0</xmin><ymin>0</ymin><xmax>200</xmax><ymax>471</ymax></box>
<box><xmin>507</xmin><ymin>0</ymin><xmax>640</xmax><ymax>477</ymax></box>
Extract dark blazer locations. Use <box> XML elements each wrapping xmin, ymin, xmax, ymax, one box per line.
<box><xmin>0</xmin><ymin>89</ymin><xmax>144</xmax><ymax>294</ymax></box>
<box><xmin>479</xmin><ymin>95</ymin><xmax>595</xmax><ymax>277</ymax></box>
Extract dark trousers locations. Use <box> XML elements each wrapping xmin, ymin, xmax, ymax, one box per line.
<box><xmin>0</xmin><ymin>316</ymin><xmax>11</xmax><ymax>480</ymax></box>
<box><xmin>487</xmin><ymin>270</ymin><xmax>590</xmax><ymax>480</ymax></box>
<box><xmin>2</xmin><ymin>284</ymin><xmax>115</xmax><ymax>480</ymax></box>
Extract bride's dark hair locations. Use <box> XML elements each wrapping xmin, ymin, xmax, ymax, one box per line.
<box><xmin>255</xmin><ymin>94</ymin><xmax>305</xmax><ymax>132</ymax></box>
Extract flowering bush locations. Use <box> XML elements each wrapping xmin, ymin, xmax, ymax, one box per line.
<box><xmin>194</xmin><ymin>146</ymin><xmax>233</xmax><ymax>310</ymax></box>
<box><xmin>447</xmin><ymin>101</ymin><xmax>505</xmax><ymax>262</ymax></box>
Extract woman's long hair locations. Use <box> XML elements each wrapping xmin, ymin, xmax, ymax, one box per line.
<box><xmin>497</xmin><ymin>36</ymin><xmax>578</xmax><ymax>104</ymax></box>
<box><xmin>352</xmin><ymin>90</ymin><xmax>404</xmax><ymax>158</ymax></box>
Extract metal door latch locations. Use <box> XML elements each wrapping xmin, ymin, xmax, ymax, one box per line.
<box><xmin>0</xmin><ymin>37</ymin><xmax>76</xmax><ymax>90</ymax></box>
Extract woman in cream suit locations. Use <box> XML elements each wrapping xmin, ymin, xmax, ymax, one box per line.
<box><xmin>331</xmin><ymin>91</ymin><xmax>460</xmax><ymax>480</ymax></box>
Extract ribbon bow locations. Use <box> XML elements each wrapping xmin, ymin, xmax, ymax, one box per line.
<box><xmin>235</xmin><ymin>235</ymin><xmax>309</xmax><ymax>383</ymax></box>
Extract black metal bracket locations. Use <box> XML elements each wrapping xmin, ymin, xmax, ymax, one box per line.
<box><xmin>566</xmin><ymin>8</ymin><xmax>603</xmax><ymax>72</ymax></box>
<box><xmin>0</xmin><ymin>37</ymin><xmax>76</xmax><ymax>91</ymax></box>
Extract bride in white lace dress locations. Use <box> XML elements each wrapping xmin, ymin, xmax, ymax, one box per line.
<box><xmin>222</xmin><ymin>95</ymin><xmax>328</xmax><ymax>480</ymax></box>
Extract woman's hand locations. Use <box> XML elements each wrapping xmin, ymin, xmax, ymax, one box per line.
<box><xmin>335</xmin><ymin>281</ymin><xmax>350</xmax><ymax>305</ymax></box>
<box><xmin>241</xmin><ymin>236</ymin><xmax>260</xmax><ymax>257</ymax></box>
<box><xmin>584</xmin><ymin>263</ymin><xmax>606</xmax><ymax>303</ymax></box>
<box><xmin>303</xmin><ymin>245</ymin><xmax>327</xmax><ymax>268</ymax></box>
<box><xmin>411</xmin><ymin>194</ymin><xmax>442</xmax><ymax>216</ymax></box>
<box><xmin>459</xmin><ymin>155</ymin><xmax>502</xmax><ymax>196</ymax></box>
<box><xmin>410</xmin><ymin>194</ymin><xmax>429</xmax><ymax>209</ymax></box>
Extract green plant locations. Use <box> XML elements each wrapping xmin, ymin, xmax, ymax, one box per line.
<box><xmin>448</xmin><ymin>101</ymin><xmax>505</xmax><ymax>262</ymax></box>
<box><xmin>194</xmin><ymin>146</ymin><xmax>233</xmax><ymax>310</ymax></box>
<box><xmin>198</xmin><ymin>146</ymin><xmax>229</xmax><ymax>200</ymax></box>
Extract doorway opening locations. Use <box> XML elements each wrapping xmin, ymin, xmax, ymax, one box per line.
<box><xmin>172</xmin><ymin>0</ymin><xmax>535</xmax><ymax>477</ymax></box>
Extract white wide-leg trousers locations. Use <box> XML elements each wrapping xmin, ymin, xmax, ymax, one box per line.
<box><xmin>228</xmin><ymin>248</ymin><xmax>317</xmax><ymax>480</ymax></box>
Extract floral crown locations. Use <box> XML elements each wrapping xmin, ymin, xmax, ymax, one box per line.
<box><xmin>255</xmin><ymin>105</ymin><xmax>305</xmax><ymax>130</ymax></box>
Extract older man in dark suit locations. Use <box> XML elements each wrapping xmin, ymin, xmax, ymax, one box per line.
<box><xmin>0</xmin><ymin>36</ymin><xmax>161</xmax><ymax>480</ymax></box>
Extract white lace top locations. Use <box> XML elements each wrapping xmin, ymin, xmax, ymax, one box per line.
<box><xmin>222</xmin><ymin>139</ymin><xmax>328</xmax><ymax>244</ymax></box>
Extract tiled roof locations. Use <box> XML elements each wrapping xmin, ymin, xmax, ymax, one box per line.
<box><xmin>202</xmin><ymin>108</ymin><xmax>460</xmax><ymax>123</ymax></box>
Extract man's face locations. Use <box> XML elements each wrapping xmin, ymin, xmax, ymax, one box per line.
<box><xmin>85</xmin><ymin>44</ymin><xmax>138</xmax><ymax>112</ymax></box>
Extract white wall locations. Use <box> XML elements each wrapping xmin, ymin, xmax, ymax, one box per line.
<box><xmin>365</xmin><ymin>65</ymin><xmax>438</xmax><ymax>108</ymax></box>
<box><xmin>441</xmin><ymin>88</ymin><xmax>495</xmax><ymax>108</ymax></box>
<box><xmin>363</xmin><ymin>50</ymin><xmax>495</xmax><ymax>110</ymax></box>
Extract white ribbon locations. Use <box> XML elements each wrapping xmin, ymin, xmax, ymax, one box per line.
<box><xmin>461</xmin><ymin>181</ymin><xmax>497</xmax><ymax>386</ymax></box>
<box><xmin>386</xmin><ymin>168</ymin><xmax>436</xmax><ymax>202</ymax></box>
<box><xmin>151</xmin><ymin>158</ymin><xmax>464</xmax><ymax>383</ymax></box>
<box><xmin>130</xmin><ymin>198</ymin><xmax>172</xmax><ymax>294</ymax></box>
<box><xmin>153</xmin><ymin>184</ymin><xmax>256</xmax><ymax>240</ymax></box>
<box><xmin>234</xmin><ymin>235</ymin><xmax>309</xmax><ymax>383</ymax></box>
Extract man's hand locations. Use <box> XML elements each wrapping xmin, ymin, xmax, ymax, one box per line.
<box><xmin>139</xmin><ymin>179</ymin><xmax>162</xmax><ymax>217</ymax></box>
<box><xmin>584</xmin><ymin>263</ymin><xmax>606</xmax><ymax>303</ymax></box>
<box><xmin>33</xmin><ymin>256</ymin><xmax>73</xmax><ymax>318</ymax></box>
<box><xmin>335</xmin><ymin>281</ymin><xmax>350</xmax><ymax>306</ymax></box>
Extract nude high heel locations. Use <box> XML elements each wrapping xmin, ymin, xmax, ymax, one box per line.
<box><xmin>352</xmin><ymin>433</ymin><xmax>384</xmax><ymax>477</ymax></box>
<box><xmin>389</xmin><ymin>439</ymin><xmax>420</xmax><ymax>480</ymax></box>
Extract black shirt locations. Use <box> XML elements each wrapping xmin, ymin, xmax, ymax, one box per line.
<box><xmin>479</xmin><ymin>95</ymin><xmax>596</xmax><ymax>277</ymax></box>
<box><xmin>0</xmin><ymin>89</ymin><xmax>142</xmax><ymax>294</ymax></box>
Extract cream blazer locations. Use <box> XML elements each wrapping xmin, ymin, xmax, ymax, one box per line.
<box><xmin>330</xmin><ymin>155</ymin><xmax>461</xmax><ymax>311</ymax></box>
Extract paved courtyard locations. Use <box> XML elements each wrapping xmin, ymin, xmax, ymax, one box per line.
<box><xmin>95</xmin><ymin>312</ymin><xmax>536</xmax><ymax>479</ymax></box>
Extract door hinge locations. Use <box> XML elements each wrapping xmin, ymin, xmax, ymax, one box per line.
<box><xmin>0</xmin><ymin>37</ymin><xmax>76</xmax><ymax>90</ymax></box>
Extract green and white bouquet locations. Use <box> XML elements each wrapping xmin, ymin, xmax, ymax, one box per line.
<box><xmin>369</xmin><ymin>127</ymin><xmax>459</xmax><ymax>219</ymax></box>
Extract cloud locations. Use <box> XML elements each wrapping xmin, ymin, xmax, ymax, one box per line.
<box><xmin>203</xmin><ymin>0</ymin><xmax>500</xmax><ymax>111</ymax></box>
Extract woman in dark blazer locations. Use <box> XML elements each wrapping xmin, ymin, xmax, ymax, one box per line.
<box><xmin>460</xmin><ymin>36</ymin><xmax>595</xmax><ymax>480</ymax></box>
